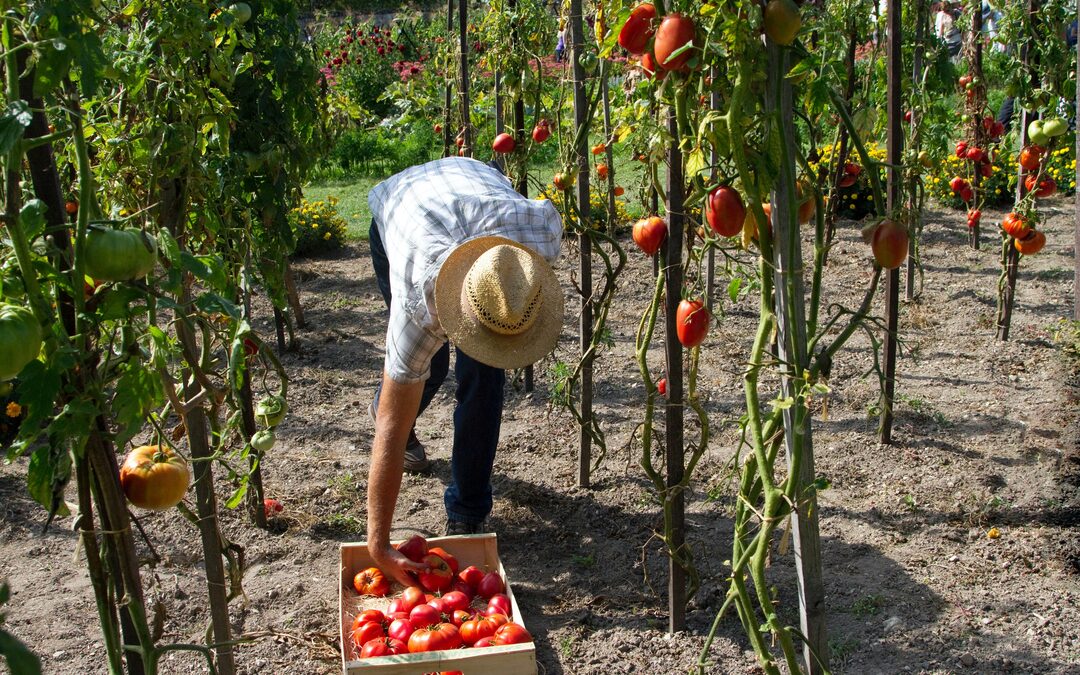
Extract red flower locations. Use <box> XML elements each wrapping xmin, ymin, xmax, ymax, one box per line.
<box><xmin>377</xmin><ymin>47</ymin><xmax>385</xmax><ymax>55</ymax></box>
<box><xmin>323</xmin><ymin>49</ymin><xmax>331</xmax><ymax>57</ymax></box>
<box><xmin>333</xmin><ymin>57</ymin><xmax>342</xmax><ymax>65</ymax></box>
<box><xmin>410</xmin><ymin>66</ymin><xmax>420</xmax><ymax>74</ymax></box>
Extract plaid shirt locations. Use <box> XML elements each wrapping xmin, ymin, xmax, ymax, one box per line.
<box><xmin>368</xmin><ymin>157</ymin><xmax>563</xmax><ymax>383</ymax></box>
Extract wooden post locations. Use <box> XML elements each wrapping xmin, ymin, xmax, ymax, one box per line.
<box><xmin>997</xmin><ymin>0</ymin><xmax>1036</xmax><ymax>340</ymax></box>
<box><xmin>240</xmin><ymin>268</ymin><xmax>267</xmax><ymax>528</ymax></box>
<box><xmin>664</xmin><ymin>105</ymin><xmax>686</xmax><ymax>635</ymax></box>
<box><xmin>706</xmin><ymin>67</ymin><xmax>719</xmax><ymax>313</ymax></box>
<box><xmin>569</xmin><ymin>0</ymin><xmax>593</xmax><ymax>488</ymax></box>
<box><xmin>458</xmin><ymin>0</ymin><xmax>471</xmax><ymax>156</ymax></box>
<box><xmin>906</xmin><ymin>0</ymin><xmax>927</xmax><ymax>301</ymax></box>
<box><xmin>508</xmin><ymin>0</ymin><xmax>534</xmax><ymax>392</ymax></box>
<box><xmin>443</xmin><ymin>0</ymin><xmax>454</xmax><ymax>157</ymax></box>
<box><xmin>880</xmin><ymin>0</ymin><xmax>902</xmax><ymax>444</ymax></box>
<box><xmin>823</xmin><ymin>21</ymin><xmax>858</xmax><ymax>262</ymax></box>
<box><xmin>601</xmin><ymin>70</ymin><xmax>616</xmax><ymax>236</ymax></box>
<box><xmin>968</xmin><ymin>6</ymin><xmax>984</xmax><ymax>250</ymax></box>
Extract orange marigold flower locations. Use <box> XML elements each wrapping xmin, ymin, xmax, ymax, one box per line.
<box><xmin>5</xmin><ymin>401</ymin><xmax>22</xmax><ymax>418</ymax></box>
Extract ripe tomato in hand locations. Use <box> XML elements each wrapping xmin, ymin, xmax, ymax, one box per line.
<box><xmin>425</xmin><ymin>547</ymin><xmax>459</xmax><ymax>575</ymax></box>
<box><xmin>675</xmin><ymin>299</ymin><xmax>709</xmax><ymax>348</ymax></box>
<box><xmin>419</xmin><ymin>553</ymin><xmax>453</xmax><ymax>592</ymax></box>
<box><xmin>395</xmin><ymin>535</ymin><xmax>428</xmax><ymax>563</ymax></box>
<box><xmin>353</xmin><ymin>567</ymin><xmax>391</xmax><ymax>597</ymax></box>
<box><xmin>705</xmin><ymin>186</ymin><xmax>745</xmax><ymax>237</ymax></box>
<box><xmin>632</xmin><ymin>216</ymin><xmax>667</xmax><ymax>256</ymax></box>
<box><xmin>408</xmin><ymin>623</ymin><xmax>462</xmax><ymax>652</ymax></box>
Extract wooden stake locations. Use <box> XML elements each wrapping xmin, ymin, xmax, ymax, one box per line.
<box><xmin>880</xmin><ymin>0</ymin><xmax>902</xmax><ymax>445</ymax></box>
<box><xmin>458</xmin><ymin>0</ymin><xmax>471</xmax><ymax>156</ymax></box>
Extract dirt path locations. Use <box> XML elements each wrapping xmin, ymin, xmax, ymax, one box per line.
<box><xmin>1</xmin><ymin>202</ymin><xmax>1077</xmax><ymax>674</ymax></box>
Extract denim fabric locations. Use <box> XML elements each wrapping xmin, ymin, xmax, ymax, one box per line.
<box><xmin>369</xmin><ymin>218</ymin><xmax>504</xmax><ymax>526</ymax></box>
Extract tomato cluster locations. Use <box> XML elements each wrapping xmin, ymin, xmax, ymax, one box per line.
<box><xmin>350</xmin><ymin>539</ymin><xmax>532</xmax><ymax>660</ymax></box>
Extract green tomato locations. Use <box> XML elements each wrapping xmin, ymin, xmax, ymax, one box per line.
<box><xmin>1027</xmin><ymin>119</ymin><xmax>1049</xmax><ymax>146</ymax></box>
<box><xmin>255</xmin><ymin>395</ymin><xmax>288</xmax><ymax>428</ymax></box>
<box><xmin>228</xmin><ymin>2</ymin><xmax>252</xmax><ymax>23</ymax></box>
<box><xmin>251</xmin><ymin>429</ymin><xmax>276</xmax><ymax>452</ymax></box>
<box><xmin>1042</xmin><ymin>117</ymin><xmax>1068</xmax><ymax>137</ymax></box>
<box><xmin>0</xmin><ymin>304</ymin><xmax>42</xmax><ymax>381</ymax></box>
<box><xmin>83</xmin><ymin>228</ymin><xmax>158</xmax><ymax>282</ymax></box>
<box><xmin>578</xmin><ymin>52</ymin><xmax>598</xmax><ymax>75</ymax></box>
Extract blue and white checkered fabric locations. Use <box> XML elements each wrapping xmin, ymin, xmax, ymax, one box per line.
<box><xmin>368</xmin><ymin>157</ymin><xmax>563</xmax><ymax>383</ymax></box>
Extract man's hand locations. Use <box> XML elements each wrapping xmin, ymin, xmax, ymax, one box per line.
<box><xmin>369</xmin><ymin>541</ymin><xmax>428</xmax><ymax>588</ymax></box>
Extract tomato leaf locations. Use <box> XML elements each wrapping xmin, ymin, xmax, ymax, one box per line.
<box><xmin>6</xmin><ymin>361</ymin><xmax>61</xmax><ymax>460</ymax></box>
<box><xmin>727</xmin><ymin>277</ymin><xmax>742</xmax><ymax>304</ymax></box>
<box><xmin>0</xmin><ymin>628</ymin><xmax>42</xmax><ymax>675</ymax></box>
<box><xmin>26</xmin><ymin>444</ymin><xmax>70</xmax><ymax>518</ymax></box>
<box><xmin>0</xmin><ymin>101</ymin><xmax>32</xmax><ymax>155</ymax></box>
<box><xmin>111</xmin><ymin>362</ymin><xmax>163</xmax><ymax>450</ymax></box>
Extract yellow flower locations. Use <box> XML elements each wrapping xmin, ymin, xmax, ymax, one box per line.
<box><xmin>987</xmin><ymin>527</ymin><xmax>1000</xmax><ymax>539</ymax></box>
<box><xmin>323</xmin><ymin>232</ymin><xmax>332</xmax><ymax>240</ymax></box>
<box><xmin>5</xmin><ymin>402</ymin><xmax>21</xmax><ymax>418</ymax></box>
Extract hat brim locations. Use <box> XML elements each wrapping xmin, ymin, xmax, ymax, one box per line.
<box><xmin>435</xmin><ymin>236</ymin><xmax>564</xmax><ymax>370</ymax></box>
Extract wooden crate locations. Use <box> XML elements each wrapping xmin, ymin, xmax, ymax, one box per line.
<box><xmin>339</xmin><ymin>533</ymin><xmax>537</xmax><ymax>674</ymax></box>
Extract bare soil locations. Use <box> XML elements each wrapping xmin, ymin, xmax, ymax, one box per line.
<box><xmin>1</xmin><ymin>201</ymin><xmax>1078</xmax><ymax>675</ymax></box>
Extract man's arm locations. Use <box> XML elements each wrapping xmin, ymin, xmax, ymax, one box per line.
<box><xmin>367</xmin><ymin>371</ymin><xmax>428</xmax><ymax>586</ymax></box>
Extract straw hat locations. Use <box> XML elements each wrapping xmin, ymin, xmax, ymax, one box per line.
<box><xmin>435</xmin><ymin>236</ymin><xmax>563</xmax><ymax>370</ymax></box>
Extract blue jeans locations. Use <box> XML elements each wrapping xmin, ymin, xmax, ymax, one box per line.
<box><xmin>369</xmin><ymin>219</ymin><xmax>505</xmax><ymax>526</ymax></box>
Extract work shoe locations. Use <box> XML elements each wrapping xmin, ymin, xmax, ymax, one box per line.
<box><xmin>444</xmin><ymin>519</ymin><xmax>486</xmax><ymax>536</ymax></box>
<box><xmin>368</xmin><ymin>401</ymin><xmax>431</xmax><ymax>473</ymax></box>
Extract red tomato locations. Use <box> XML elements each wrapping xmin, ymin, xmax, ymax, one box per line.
<box><xmin>597</xmin><ymin>163</ymin><xmax>609</xmax><ymax>180</ymax></box>
<box><xmin>705</xmin><ymin>186</ymin><xmax>745</xmax><ymax>237</ymax></box>
<box><xmin>65</xmin><ymin>200</ymin><xmax>79</xmax><ymax>215</ymax></box>
<box><xmin>409</xmin><ymin>603</ymin><xmax>440</xmax><ymax>629</ymax></box>
<box><xmin>1024</xmin><ymin>174</ymin><xmax>1056</xmax><ymax>198</ymax></box>
<box><xmin>408</xmin><ymin>623</ymin><xmax>462</xmax><ymax>653</ymax></box>
<box><xmin>1001</xmin><ymin>212</ymin><xmax>1031</xmax><ymax>239</ymax></box>
<box><xmin>640</xmin><ymin>52</ymin><xmax>664</xmax><ymax>79</ymax></box>
<box><xmin>870</xmin><ymin>219</ymin><xmax>909</xmax><ymax>269</ymax></box>
<box><xmin>451</xmin><ymin>609</ymin><xmax>471</xmax><ymax>627</ymax></box>
<box><xmin>473</xmin><ymin>636</ymin><xmax>495</xmax><ymax>648</ymax></box>
<box><xmin>388</xmin><ymin>618</ymin><xmax>415</xmax><ymax>642</ymax></box>
<box><xmin>492</xmin><ymin>622</ymin><xmax>533</xmax><ymax>645</ymax></box>
<box><xmin>395</xmin><ymin>535</ymin><xmax>428</xmax><ymax>563</ymax></box>
<box><xmin>449</xmin><ymin>579</ymin><xmax>475</xmax><ymax>600</ymax></box>
<box><xmin>351</xmin><ymin>620</ymin><xmax>385</xmax><ymax>649</ymax></box>
<box><xmin>1014</xmin><ymin>229</ymin><xmax>1046</xmax><ymax>255</ymax></box>
<box><xmin>353</xmin><ymin>567</ymin><xmax>391</xmax><ymax>597</ymax></box>
<box><xmin>427</xmin><ymin>597</ymin><xmax>449</xmax><ymax>615</ymax></box>
<box><xmin>531</xmin><ymin>123</ymin><xmax>550</xmax><ymax>143</ymax></box>
<box><xmin>386</xmin><ymin>598</ymin><xmax>409</xmax><ymax>615</ymax></box>
<box><xmin>419</xmin><ymin>553</ymin><xmax>453</xmax><ymax>592</ymax></box>
<box><xmin>837</xmin><ymin>174</ymin><xmax>857</xmax><ymax>188</ymax></box>
<box><xmin>949</xmin><ymin>176</ymin><xmax>969</xmax><ymax>193</ymax></box>
<box><xmin>675</xmin><ymin>299</ymin><xmax>709</xmax><ymax>348</ymax></box>
<box><xmin>954</xmin><ymin>141</ymin><xmax>968</xmax><ymax>158</ymax></box>
<box><xmin>119</xmin><ymin>445</ymin><xmax>190</xmax><ymax>511</ymax></box>
<box><xmin>653</xmin><ymin>13</ymin><xmax>695</xmax><ymax>71</ymax></box>
<box><xmin>476</xmin><ymin>571</ymin><xmax>505</xmax><ymax>599</ymax></box>
<box><xmin>459</xmin><ymin>614</ymin><xmax>507</xmax><ymax>646</ymax></box>
<box><xmin>400</xmin><ymin>586</ymin><xmax>426</xmax><ymax>612</ymax></box>
<box><xmin>359</xmin><ymin>637</ymin><xmax>407</xmax><ymax>658</ymax></box>
<box><xmin>486</xmin><ymin>593</ymin><xmax>512</xmax><ymax>617</ymax></box>
<box><xmin>617</xmin><ymin>3</ymin><xmax>657</xmax><ymax>55</ymax></box>
<box><xmin>262</xmin><ymin>497</ymin><xmax>282</xmax><ymax>518</ymax></box>
<box><xmin>352</xmin><ymin>609</ymin><xmax>385</xmax><ymax>632</ymax></box>
<box><xmin>457</xmin><ymin>565</ymin><xmax>484</xmax><ymax>592</ymax></box>
<box><xmin>656</xmin><ymin>377</ymin><xmax>667</xmax><ymax>397</ymax></box>
<box><xmin>426</xmin><ymin>547</ymin><xmax>459</xmax><ymax>575</ymax></box>
<box><xmin>492</xmin><ymin>132</ymin><xmax>516</xmax><ymax>154</ymax></box>
<box><xmin>440</xmin><ymin>590</ymin><xmax>470</xmax><ymax>613</ymax></box>
<box><xmin>632</xmin><ymin>216</ymin><xmax>667</xmax><ymax>256</ymax></box>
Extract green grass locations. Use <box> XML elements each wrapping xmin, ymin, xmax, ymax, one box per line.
<box><xmin>302</xmin><ymin>177</ymin><xmax>380</xmax><ymax>240</ymax></box>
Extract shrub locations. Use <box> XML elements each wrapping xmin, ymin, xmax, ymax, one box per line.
<box><xmin>809</xmin><ymin>142</ymin><xmax>885</xmax><ymax>221</ymax></box>
<box><xmin>290</xmin><ymin>197</ymin><xmax>348</xmax><ymax>256</ymax></box>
